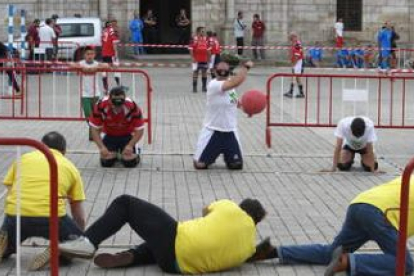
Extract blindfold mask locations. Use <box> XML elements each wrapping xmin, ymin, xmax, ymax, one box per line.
<box><xmin>216</xmin><ymin>69</ymin><xmax>230</xmax><ymax>77</ymax></box>
<box><xmin>111</xmin><ymin>98</ymin><xmax>125</xmax><ymax>106</ymax></box>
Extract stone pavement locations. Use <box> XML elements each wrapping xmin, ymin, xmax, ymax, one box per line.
<box><xmin>0</xmin><ymin>66</ymin><xmax>413</xmax><ymax>275</ymax></box>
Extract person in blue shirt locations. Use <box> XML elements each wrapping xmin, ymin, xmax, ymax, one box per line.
<box><xmin>377</xmin><ymin>22</ymin><xmax>393</xmax><ymax>70</ymax></box>
<box><xmin>129</xmin><ymin>12</ymin><xmax>144</xmax><ymax>56</ymax></box>
<box><xmin>350</xmin><ymin>43</ymin><xmax>365</xmax><ymax>68</ymax></box>
<box><xmin>306</xmin><ymin>42</ymin><xmax>323</xmax><ymax>67</ymax></box>
<box><xmin>336</xmin><ymin>46</ymin><xmax>351</xmax><ymax>68</ymax></box>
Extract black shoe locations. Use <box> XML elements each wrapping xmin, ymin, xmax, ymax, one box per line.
<box><xmin>295</xmin><ymin>93</ymin><xmax>305</xmax><ymax>98</ymax></box>
<box><xmin>202</xmin><ymin>86</ymin><xmax>207</xmax><ymax>93</ymax></box>
<box><xmin>283</xmin><ymin>92</ymin><xmax>293</xmax><ymax>98</ymax></box>
<box><xmin>94</xmin><ymin>251</ymin><xmax>134</xmax><ymax>268</ymax></box>
<box><xmin>247</xmin><ymin>237</ymin><xmax>275</xmax><ymax>262</ymax></box>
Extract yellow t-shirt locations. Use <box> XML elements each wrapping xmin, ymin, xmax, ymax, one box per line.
<box><xmin>3</xmin><ymin>149</ymin><xmax>85</xmax><ymax>217</ymax></box>
<box><xmin>351</xmin><ymin>177</ymin><xmax>414</xmax><ymax>236</ymax></box>
<box><xmin>175</xmin><ymin>199</ymin><xmax>256</xmax><ymax>274</ymax></box>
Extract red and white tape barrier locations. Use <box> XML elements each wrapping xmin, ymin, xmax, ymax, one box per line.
<box><xmin>117</xmin><ymin>43</ymin><xmax>412</xmax><ymax>52</ymax></box>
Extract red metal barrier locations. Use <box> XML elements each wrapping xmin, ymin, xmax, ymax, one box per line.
<box><xmin>396</xmin><ymin>159</ymin><xmax>414</xmax><ymax>276</ymax></box>
<box><xmin>266</xmin><ymin>73</ymin><xmax>414</xmax><ymax>147</ymax></box>
<box><xmin>396</xmin><ymin>159</ymin><xmax>414</xmax><ymax>275</ymax></box>
<box><xmin>0</xmin><ymin>65</ymin><xmax>153</xmax><ymax>144</ymax></box>
<box><xmin>0</xmin><ymin>138</ymin><xmax>59</xmax><ymax>276</ymax></box>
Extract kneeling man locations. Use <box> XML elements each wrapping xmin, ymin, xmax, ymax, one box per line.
<box><xmin>193</xmin><ymin>60</ymin><xmax>253</xmax><ymax>170</ymax></box>
<box><xmin>328</xmin><ymin>116</ymin><xmax>378</xmax><ymax>172</ymax></box>
<box><xmin>89</xmin><ymin>86</ymin><xmax>145</xmax><ymax>168</ymax></box>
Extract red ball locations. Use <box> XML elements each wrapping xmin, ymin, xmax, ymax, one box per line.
<box><xmin>241</xmin><ymin>90</ymin><xmax>267</xmax><ymax>117</ymax></box>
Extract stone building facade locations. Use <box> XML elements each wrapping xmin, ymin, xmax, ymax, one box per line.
<box><xmin>0</xmin><ymin>0</ymin><xmax>413</xmax><ymax>48</ymax></box>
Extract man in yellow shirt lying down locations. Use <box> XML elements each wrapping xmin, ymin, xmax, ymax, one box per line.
<box><xmin>59</xmin><ymin>196</ymin><xmax>266</xmax><ymax>273</ymax></box>
<box><xmin>247</xmin><ymin>177</ymin><xmax>414</xmax><ymax>276</ymax></box>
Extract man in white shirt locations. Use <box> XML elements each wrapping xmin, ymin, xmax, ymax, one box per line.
<box><xmin>234</xmin><ymin>11</ymin><xmax>247</xmax><ymax>56</ymax></box>
<box><xmin>326</xmin><ymin>116</ymin><xmax>378</xmax><ymax>172</ymax></box>
<box><xmin>334</xmin><ymin>18</ymin><xmax>344</xmax><ymax>48</ymax></box>
<box><xmin>38</xmin><ymin>18</ymin><xmax>56</xmax><ymax>60</ymax></box>
<box><xmin>193</xmin><ymin>60</ymin><xmax>254</xmax><ymax>170</ymax></box>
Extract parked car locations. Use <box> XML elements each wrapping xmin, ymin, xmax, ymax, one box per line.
<box><xmin>55</xmin><ymin>17</ymin><xmax>102</xmax><ymax>60</ymax></box>
<box><xmin>9</xmin><ymin>17</ymin><xmax>102</xmax><ymax>61</ymax></box>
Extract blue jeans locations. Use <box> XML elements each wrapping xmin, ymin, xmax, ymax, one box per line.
<box><xmin>278</xmin><ymin>203</ymin><xmax>414</xmax><ymax>276</ymax></box>
<box><xmin>1</xmin><ymin>215</ymin><xmax>83</xmax><ymax>257</ymax></box>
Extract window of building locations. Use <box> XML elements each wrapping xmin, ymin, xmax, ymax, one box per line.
<box><xmin>337</xmin><ymin>0</ymin><xmax>362</xmax><ymax>31</ymax></box>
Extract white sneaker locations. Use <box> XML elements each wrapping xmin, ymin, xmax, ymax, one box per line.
<box><xmin>59</xmin><ymin>237</ymin><xmax>96</xmax><ymax>259</ymax></box>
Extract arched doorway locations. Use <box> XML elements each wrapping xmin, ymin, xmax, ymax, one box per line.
<box><xmin>140</xmin><ymin>0</ymin><xmax>191</xmax><ymax>54</ymax></box>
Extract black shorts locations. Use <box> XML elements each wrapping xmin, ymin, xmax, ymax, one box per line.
<box><xmin>343</xmin><ymin>145</ymin><xmax>367</xmax><ymax>155</ymax></box>
<box><xmin>103</xmin><ymin>134</ymin><xmax>136</xmax><ymax>153</ymax></box>
<box><xmin>196</xmin><ymin>130</ymin><xmax>242</xmax><ymax>166</ymax></box>
<box><xmin>196</xmin><ymin>62</ymin><xmax>208</xmax><ymax>71</ymax></box>
<box><xmin>102</xmin><ymin>56</ymin><xmax>114</xmax><ymax>64</ymax></box>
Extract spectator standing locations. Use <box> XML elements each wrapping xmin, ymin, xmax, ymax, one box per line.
<box><xmin>129</xmin><ymin>12</ymin><xmax>144</xmax><ymax>56</ymax></box>
<box><xmin>390</xmin><ymin>25</ymin><xmax>400</xmax><ymax>69</ymax></box>
<box><xmin>251</xmin><ymin>14</ymin><xmax>266</xmax><ymax>60</ymax></box>
<box><xmin>334</xmin><ymin>18</ymin><xmax>344</xmax><ymax>48</ymax></box>
<box><xmin>207</xmin><ymin>31</ymin><xmax>221</xmax><ymax>79</ymax></box>
<box><xmin>189</xmin><ymin>27</ymin><xmax>210</xmax><ymax>93</ymax></box>
<box><xmin>234</xmin><ymin>11</ymin><xmax>247</xmax><ymax>56</ymax></box>
<box><xmin>0</xmin><ymin>42</ymin><xmax>21</xmax><ymax>95</ymax></box>
<box><xmin>0</xmin><ymin>132</ymin><xmax>86</xmax><ymax>271</ymax></box>
<box><xmin>176</xmin><ymin>8</ymin><xmax>191</xmax><ymax>46</ymax></box>
<box><xmin>101</xmin><ymin>21</ymin><xmax>121</xmax><ymax>93</ymax></box>
<box><xmin>70</xmin><ymin>46</ymin><xmax>109</xmax><ymax>140</ymax></box>
<box><xmin>284</xmin><ymin>33</ymin><xmax>305</xmax><ymax>98</ymax></box>
<box><xmin>26</xmin><ymin>19</ymin><xmax>40</xmax><ymax>60</ymax></box>
<box><xmin>111</xmin><ymin>19</ymin><xmax>119</xmax><ymax>37</ymax></box>
<box><xmin>38</xmin><ymin>18</ymin><xmax>56</xmax><ymax>61</ymax></box>
<box><xmin>51</xmin><ymin>15</ymin><xmax>62</xmax><ymax>59</ymax></box>
<box><xmin>377</xmin><ymin>22</ymin><xmax>393</xmax><ymax>70</ymax></box>
<box><xmin>143</xmin><ymin>10</ymin><xmax>158</xmax><ymax>54</ymax></box>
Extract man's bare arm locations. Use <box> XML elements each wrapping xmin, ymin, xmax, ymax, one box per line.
<box><xmin>70</xmin><ymin>201</ymin><xmax>86</xmax><ymax>231</ymax></box>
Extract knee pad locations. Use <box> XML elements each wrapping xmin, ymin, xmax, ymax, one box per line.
<box><xmin>227</xmin><ymin>161</ymin><xmax>243</xmax><ymax>170</ymax></box>
<box><xmin>337</xmin><ymin>162</ymin><xmax>353</xmax><ymax>171</ymax></box>
<box><xmin>122</xmin><ymin>156</ymin><xmax>140</xmax><ymax>168</ymax></box>
<box><xmin>361</xmin><ymin>161</ymin><xmax>379</xmax><ymax>172</ymax></box>
<box><xmin>100</xmin><ymin>158</ymin><xmax>117</xmax><ymax>168</ymax></box>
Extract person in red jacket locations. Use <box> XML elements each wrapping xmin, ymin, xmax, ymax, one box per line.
<box><xmin>284</xmin><ymin>32</ymin><xmax>305</xmax><ymax>98</ymax></box>
<box><xmin>251</xmin><ymin>14</ymin><xmax>266</xmax><ymax>60</ymax></box>
<box><xmin>101</xmin><ymin>21</ymin><xmax>121</xmax><ymax>94</ymax></box>
<box><xmin>207</xmin><ymin>31</ymin><xmax>221</xmax><ymax>79</ymax></box>
<box><xmin>189</xmin><ymin>26</ymin><xmax>210</xmax><ymax>93</ymax></box>
<box><xmin>89</xmin><ymin>86</ymin><xmax>145</xmax><ymax>168</ymax></box>
<box><xmin>26</xmin><ymin>19</ymin><xmax>40</xmax><ymax>60</ymax></box>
